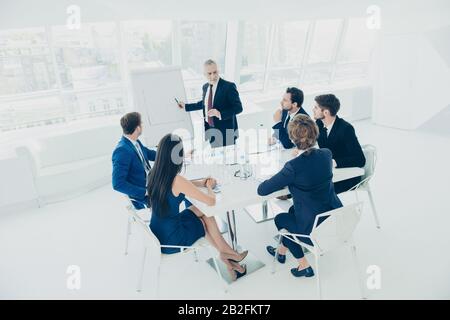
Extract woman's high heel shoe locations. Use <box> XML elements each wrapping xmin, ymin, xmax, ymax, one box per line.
<box><xmin>220</xmin><ymin>250</ymin><xmax>248</xmax><ymax>263</ymax></box>
<box><xmin>228</xmin><ymin>259</ymin><xmax>245</xmax><ymax>273</ymax></box>
<box><xmin>230</xmin><ymin>264</ymin><xmax>247</xmax><ymax>281</ymax></box>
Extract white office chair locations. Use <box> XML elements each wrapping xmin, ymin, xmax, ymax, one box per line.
<box><xmin>272</xmin><ymin>202</ymin><xmax>366</xmax><ymax>300</ymax></box>
<box><xmin>123</xmin><ymin>197</ymin><xmax>228</xmax><ymax>255</ymax></box>
<box><xmin>348</xmin><ymin>144</ymin><xmax>380</xmax><ymax>228</ymax></box>
<box><xmin>125</xmin><ymin>204</ymin><xmax>227</xmax><ymax>295</ymax></box>
<box><xmin>123</xmin><ymin>198</ymin><xmax>150</xmax><ymax>256</ymax></box>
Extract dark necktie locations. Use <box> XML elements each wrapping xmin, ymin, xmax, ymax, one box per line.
<box><xmin>323</xmin><ymin>126</ymin><xmax>328</xmax><ymax>139</ymax></box>
<box><xmin>284</xmin><ymin>114</ymin><xmax>290</xmax><ymax>128</ymax></box>
<box><xmin>135</xmin><ymin>142</ymin><xmax>150</xmax><ymax>173</ymax></box>
<box><xmin>207</xmin><ymin>84</ymin><xmax>214</xmax><ymax>127</ymax></box>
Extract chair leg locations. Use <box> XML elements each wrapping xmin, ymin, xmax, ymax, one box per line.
<box><xmin>315</xmin><ymin>255</ymin><xmax>322</xmax><ymax>300</ymax></box>
<box><xmin>136</xmin><ymin>247</ymin><xmax>147</xmax><ymax>292</ymax></box>
<box><xmin>272</xmin><ymin>233</ymin><xmax>283</xmax><ymax>274</ymax></box>
<box><xmin>193</xmin><ymin>248</ymin><xmax>199</xmax><ymax>263</ymax></box>
<box><xmin>367</xmin><ymin>185</ymin><xmax>380</xmax><ymax>229</ymax></box>
<box><xmin>350</xmin><ymin>244</ymin><xmax>366</xmax><ymax>299</ymax></box>
<box><xmin>37</xmin><ymin>196</ymin><xmax>45</xmax><ymax>208</ymax></box>
<box><xmin>124</xmin><ymin>216</ymin><xmax>133</xmax><ymax>255</ymax></box>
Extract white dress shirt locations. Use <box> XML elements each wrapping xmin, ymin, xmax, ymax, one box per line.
<box><xmin>124</xmin><ymin>136</ymin><xmax>150</xmax><ymax>175</ymax></box>
<box><xmin>324</xmin><ymin>118</ymin><xmax>336</xmax><ymax>137</ymax></box>
<box><xmin>283</xmin><ymin>107</ymin><xmax>302</xmax><ymax>128</ymax></box>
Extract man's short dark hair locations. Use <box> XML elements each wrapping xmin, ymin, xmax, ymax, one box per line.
<box><xmin>315</xmin><ymin>94</ymin><xmax>340</xmax><ymax>116</ymax></box>
<box><xmin>120</xmin><ymin>112</ymin><xmax>141</xmax><ymax>135</ymax></box>
<box><xmin>286</xmin><ymin>87</ymin><xmax>304</xmax><ymax>107</ymax></box>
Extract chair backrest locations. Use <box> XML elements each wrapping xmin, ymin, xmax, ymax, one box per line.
<box><xmin>310</xmin><ymin>202</ymin><xmax>363</xmax><ymax>254</ymax></box>
<box><xmin>361</xmin><ymin>144</ymin><xmax>377</xmax><ymax>183</ymax></box>
<box><xmin>126</xmin><ymin>204</ymin><xmax>161</xmax><ymax>253</ymax></box>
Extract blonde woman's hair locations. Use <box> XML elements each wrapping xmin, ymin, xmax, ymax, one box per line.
<box><xmin>288</xmin><ymin>114</ymin><xmax>319</xmax><ymax>152</ymax></box>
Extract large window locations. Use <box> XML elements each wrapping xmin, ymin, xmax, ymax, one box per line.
<box><xmin>0</xmin><ymin>28</ymin><xmax>57</xmax><ymax>95</ymax></box>
<box><xmin>0</xmin><ymin>95</ymin><xmax>65</xmax><ymax>131</ymax></box>
<box><xmin>122</xmin><ymin>20</ymin><xmax>172</xmax><ymax>69</ymax></box>
<box><xmin>52</xmin><ymin>23</ymin><xmax>122</xmax><ymax>90</ymax></box>
<box><xmin>0</xmin><ymin>28</ymin><xmax>61</xmax><ymax>131</ymax></box>
<box><xmin>237</xmin><ymin>18</ymin><xmax>373</xmax><ymax>93</ymax></box>
<box><xmin>334</xmin><ymin>18</ymin><xmax>376</xmax><ymax>81</ymax></box>
<box><xmin>52</xmin><ymin>22</ymin><xmax>126</xmax><ymax>120</ymax></box>
<box><xmin>307</xmin><ymin>19</ymin><xmax>342</xmax><ymax>64</ymax></box>
<box><xmin>338</xmin><ymin>18</ymin><xmax>376</xmax><ymax>63</ymax></box>
<box><xmin>180</xmin><ymin>21</ymin><xmax>227</xmax><ymax>100</ymax></box>
<box><xmin>0</xmin><ymin>23</ymin><xmax>128</xmax><ymax>132</ymax></box>
<box><xmin>270</xmin><ymin>22</ymin><xmax>309</xmax><ymax>68</ymax></box>
<box><xmin>0</xmin><ymin>17</ymin><xmax>377</xmax><ymax>133</ymax></box>
<box><xmin>239</xmin><ymin>22</ymin><xmax>271</xmax><ymax>92</ymax></box>
<box><xmin>267</xmin><ymin>21</ymin><xmax>309</xmax><ymax>90</ymax></box>
<box><xmin>302</xmin><ymin>19</ymin><xmax>343</xmax><ymax>86</ymax></box>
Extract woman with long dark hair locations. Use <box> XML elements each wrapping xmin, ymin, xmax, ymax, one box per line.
<box><xmin>147</xmin><ymin>133</ymin><xmax>247</xmax><ymax>281</ymax></box>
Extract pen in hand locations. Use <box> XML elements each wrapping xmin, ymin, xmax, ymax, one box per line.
<box><xmin>175</xmin><ymin>97</ymin><xmax>185</xmax><ymax>109</ymax></box>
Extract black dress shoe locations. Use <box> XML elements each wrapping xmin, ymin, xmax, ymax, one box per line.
<box><xmin>290</xmin><ymin>266</ymin><xmax>314</xmax><ymax>278</ymax></box>
<box><xmin>266</xmin><ymin>245</ymin><xmax>286</xmax><ymax>263</ymax></box>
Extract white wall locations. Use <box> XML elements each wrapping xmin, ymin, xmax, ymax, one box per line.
<box><xmin>372</xmin><ymin>29</ymin><xmax>450</xmax><ymax>130</ymax></box>
<box><xmin>370</xmin><ymin>1</ymin><xmax>450</xmax><ymax>130</ymax></box>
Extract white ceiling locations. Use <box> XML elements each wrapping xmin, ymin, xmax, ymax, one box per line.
<box><xmin>0</xmin><ymin>0</ymin><xmax>448</xmax><ymax>32</ymax></box>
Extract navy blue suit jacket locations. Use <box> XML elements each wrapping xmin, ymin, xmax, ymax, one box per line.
<box><xmin>112</xmin><ymin>136</ymin><xmax>156</xmax><ymax>208</ymax></box>
<box><xmin>185</xmin><ymin>78</ymin><xmax>243</xmax><ymax>147</ymax></box>
<box><xmin>257</xmin><ymin>148</ymin><xmax>342</xmax><ymax>236</ymax></box>
<box><xmin>272</xmin><ymin>108</ymin><xmax>309</xmax><ymax>149</ymax></box>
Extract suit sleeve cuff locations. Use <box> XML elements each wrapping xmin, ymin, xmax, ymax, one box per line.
<box><xmin>272</xmin><ymin>122</ymin><xmax>283</xmax><ymax>130</ymax></box>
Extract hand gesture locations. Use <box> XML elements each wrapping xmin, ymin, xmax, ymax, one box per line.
<box><xmin>207</xmin><ymin>109</ymin><xmax>221</xmax><ymax>119</ymax></box>
<box><xmin>273</xmin><ymin>108</ymin><xmax>282</xmax><ymax>123</ymax></box>
<box><xmin>205</xmin><ymin>177</ymin><xmax>217</xmax><ymax>189</ymax></box>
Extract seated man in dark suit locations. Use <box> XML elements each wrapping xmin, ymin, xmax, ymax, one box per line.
<box><xmin>269</xmin><ymin>87</ymin><xmax>309</xmax><ymax>149</ymax></box>
<box><xmin>177</xmin><ymin>59</ymin><xmax>243</xmax><ymax>148</ymax></box>
<box><xmin>313</xmin><ymin>94</ymin><xmax>366</xmax><ymax>194</ymax></box>
<box><xmin>270</xmin><ymin>87</ymin><xmax>310</xmax><ymax>200</ymax></box>
<box><xmin>112</xmin><ymin>112</ymin><xmax>156</xmax><ymax>209</ymax></box>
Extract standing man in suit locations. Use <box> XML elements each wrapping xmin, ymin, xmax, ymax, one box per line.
<box><xmin>112</xmin><ymin>112</ymin><xmax>156</xmax><ymax>209</ymax></box>
<box><xmin>176</xmin><ymin>59</ymin><xmax>243</xmax><ymax>148</ymax></box>
<box><xmin>313</xmin><ymin>94</ymin><xmax>366</xmax><ymax>194</ymax></box>
<box><xmin>269</xmin><ymin>87</ymin><xmax>309</xmax><ymax>149</ymax></box>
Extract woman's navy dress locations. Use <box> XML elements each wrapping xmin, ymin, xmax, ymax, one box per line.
<box><xmin>150</xmin><ymin>190</ymin><xmax>205</xmax><ymax>254</ymax></box>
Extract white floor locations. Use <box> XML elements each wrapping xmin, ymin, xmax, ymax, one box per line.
<box><xmin>1</xmin><ymin>120</ymin><xmax>449</xmax><ymax>300</ymax></box>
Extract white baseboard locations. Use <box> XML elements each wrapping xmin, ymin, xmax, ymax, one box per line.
<box><xmin>0</xmin><ymin>199</ymin><xmax>40</xmax><ymax>215</ymax></box>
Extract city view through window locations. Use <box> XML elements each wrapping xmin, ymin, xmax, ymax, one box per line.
<box><xmin>0</xmin><ymin>19</ymin><xmax>376</xmax><ymax>132</ymax></box>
